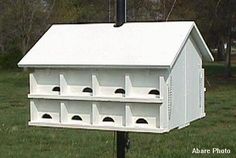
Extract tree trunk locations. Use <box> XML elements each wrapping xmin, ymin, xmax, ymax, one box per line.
<box><xmin>217</xmin><ymin>38</ymin><xmax>224</xmax><ymax>61</ymax></box>
<box><xmin>224</xmin><ymin>0</ymin><xmax>233</xmax><ymax>78</ymax></box>
<box><xmin>224</xmin><ymin>37</ymin><xmax>232</xmax><ymax>78</ymax></box>
<box><xmin>224</xmin><ymin>23</ymin><xmax>232</xmax><ymax>78</ymax></box>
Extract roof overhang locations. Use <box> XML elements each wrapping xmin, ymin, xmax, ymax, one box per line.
<box><xmin>18</xmin><ymin>64</ymin><xmax>170</xmax><ymax>69</ymax></box>
<box><xmin>191</xmin><ymin>23</ymin><xmax>214</xmax><ymax>62</ymax></box>
<box><xmin>170</xmin><ymin>22</ymin><xmax>214</xmax><ymax>68</ymax></box>
<box><xmin>18</xmin><ymin>22</ymin><xmax>214</xmax><ymax>69</ymax></box>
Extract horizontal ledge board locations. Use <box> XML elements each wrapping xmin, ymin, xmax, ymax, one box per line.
<box><xmin>28</xmin><ymin>94</ymin><xmax>163</xmax><ymax>104</ymax></box>
<box><xmin>28</xmin><ymin>122</ymin><xmax>168</xmax><ymax>133</ymax></box>
<box><xmin>18</xmin><ymin>64</ymin><xmax>170</xmax><ymax>69</ymax></box>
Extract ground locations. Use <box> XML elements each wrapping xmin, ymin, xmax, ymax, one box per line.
<box><xmin>0</xmin><ymin>63</ymin><xmax>235</xmax><ymax>158</ymax></box>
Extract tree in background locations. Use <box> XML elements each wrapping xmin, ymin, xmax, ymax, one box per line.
<box><xmin>0</xmin><ymin>0</ymin><xmax>54</xmax><ymax>55</ymax></box>
<box><xmin>214</xmin><ymin>0</ymin><xmax>236</xmax><ymax>77</ymax></box>
<box><xmin>161</xmin><ymin>0</ymin><xmax>235</xmax><ymax>77</ymax></box>
<box><xmin>0</xmin><ymin>0</ymin><xmax>235</xmax><ymax>74</ymax></box>
<box><xmin>127</xmin><ymin>0</ymin><xmax>161</xmax><ymax>21</ymax></box>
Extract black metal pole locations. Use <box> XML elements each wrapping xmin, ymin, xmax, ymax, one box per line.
<box><xmin>114</xmin><ymin>0</ymin><xmax>126</xmax><ymax>27</ymax></box>
<box><xmin>116</xmin><ymin>131</ymin><xmax>128</xmax><ymax>158</ymax></box>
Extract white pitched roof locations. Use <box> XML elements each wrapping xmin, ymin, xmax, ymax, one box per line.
<box><xmin>18</xmin><ymin>22</ymin><xmax>213</xmax><ymax>68</ymax></box>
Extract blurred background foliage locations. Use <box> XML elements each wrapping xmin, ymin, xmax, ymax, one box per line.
<box><xmin>0</xmin><ymin>0</ymin><xmax>235</xmax><ymax>76</ymax></box>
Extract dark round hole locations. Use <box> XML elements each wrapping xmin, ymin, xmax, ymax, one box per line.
<box><xmin>148</xmin><ymin>89</ymin><xmax>160</xmax><ymax>95</ymax></box>
<box><xmin>103</xmin><ymin>117</ymin><xmax>114</xmax><ymax>122</ymax></box>
<box><xmin>71</xmin><ymin>115</ymin><xmax>82</xmax><ymax>121</ymax></box>
<box><xmin>52</xmin><ymin>86</ymin><xmax>60</xmax><ymax>92</ymax></box>
<box><xmin>82</xmin><ymin>87</ymin><xmax>93</xmax><ymax>93</ymax></box>
<box><xmin>136</xmin><ymin>118</ymin><xmax>148</xmax><ymax>124</ymax></box>
<box><xmin>114</xmin><ymin>88</ymin><xmax>125</xmax><ymax>94</ymax></box>
<box><xmin>42</xmin><ymin>113</ymin><xmax>52</xmax><ymax>119</ymax></box>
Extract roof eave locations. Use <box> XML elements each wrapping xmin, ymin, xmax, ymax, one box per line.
<box><xmin>170</xmin><ymin>22</ymin><xmax>214</xmax><ymax>69</ymax></box>
<box><xmin>191</xmin><ymin>23</ymin><xmax>214</xmax><ymax>62</ymax></box>
<box><xmin>170</xmin><ymin>22</ymin><xmax>195</xmax><ymax>68</ymax></box>
<box><xmin>18</xmin><ymin>64</ymin><xmax>170</xmax><ymax>69</ymax></box>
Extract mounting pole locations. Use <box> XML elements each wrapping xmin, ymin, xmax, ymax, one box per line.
<box><xmin>116</xmin><ymin>131</ymin><xmax>129</xmax><ymax>158</ymax></box>
<box><xmin>114</xmin><ymin>0</ymin><xmax>126</xmax><ymax>27</ymax></box>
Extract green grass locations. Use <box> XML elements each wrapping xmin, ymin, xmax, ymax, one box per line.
<box><xmin>0</xmin><ymin>65</ymin><xmax>235</xmax><ymax>158</ymax></box>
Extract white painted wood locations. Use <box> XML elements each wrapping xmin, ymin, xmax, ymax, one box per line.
<box><xmin>169</xmin><ymin>47</ymin><xmax>186</xmax><ymax>129</ymax></box>
<box><xmin>28</xmin><ymin>94</ymin><xmax>163</xmax><ymax>104</ymax></box>
<box><xmin>125</xmin><ymin>73</ymin><xmax>131</xmax><ymax>97</ymax></box>
<box><xmin>29</xmin><ymin>73</ymin><xmax>37</xmax><ymax>94</ymax></box>
<box><xmin>178</xmin><ymin>122</ymin><xmax>190</xmax><ymax>129</ymax></box>
<box><xmin>126</xmin><ymin>70</ymin><xmax>160</xmax><ymax>98</ymax></box>
<box><xmin>159</xmin><ymin>76</ymin><xmax>165</xmax><ymax>99</ymax></box>
<box><xmin>20</xmin><ymin>22</ymin><xmax>214</xmax><ymax>133</ymax></box>
<box><xmin>59</xmin><ymin>74</ymin><xmax>66</xmax><ymax>95</ymax></box>
<box><xmin>30</xmin><ymin>100</ymin><xmax>38</xmax><ymax>121</ymax></box>
<box><xmin>125</xmin><ymin>103</ymin><xmax>132</xmax><ymax>127</ymax></box>
<box><xmin>92</xmin><ymin>74</ymin><xmax>99</xmax><ymax>96</ymax></box>
<box><xmin>61</xmin><ymin>69</ymin><xmax>92</xmax><ymax>96</ymax></box>
<box><xmin>62</xmin><ymin>101</ymin><xmax>92</xmax><ymax>125</ymax></box>
<box><xmin>31</xmin><ymin>69</ymin><xmax>60</xmax><ymax>95</ymax></box>
<box><xmin>201</xmin><ymin>69</ymin><xmax>205</xmax><ymax>116</ymax></box>
<box><xmin>30</xmin><ymin>99</ymin><xmax>60</xmax><ymax>123</ymax></box>
<box><xmin>28</xmin><ymin>121</ymin><xmax>168</xmax><ymax>133</ymax></box>
<box><xmin>158</xmin><ymin>76</ymin><xmax>165</xmax><ymax>128</ymax></box>
<box><xmin>186</xmin><ymin>37</ymin><xmax>203</xmax><ymax>122</ymax></box>
<box><xmin>92</xmin><ymin>103</ymin><xmax>99</xmax><ymax>125</ymax></box>
<box><xmin>97</xmin><ymin>102</ymin><xmax>125</xmax><ymax>127</ymax></box>
<box><xmin>60</xmin><ymin>101</ymin><xmax>67</xmax><ymax>123</ymax></box>
<box><xmin>95</xmin><ymin>69</ymin><xmax>125</xmax><ymax>97</ymax></box>
<box><xmin>159</xmin><ymin>75</ymin><xmax>168</xmax><ymax>129</ymax></box>
<box><xmin>18</xmin><ymin>22</ymin><xmax>213</xmax><ymax>68</ymax></box>
<box><xmin>130</xmin><ymin>103</ymin><xmax>159</xmax><ymax>128</ymax></box>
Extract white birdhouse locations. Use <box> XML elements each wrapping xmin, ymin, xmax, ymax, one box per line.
<box><xmin>18</xmin><ymin>22</ymin><xmax>214</xmax><ymax>133</ymax></box>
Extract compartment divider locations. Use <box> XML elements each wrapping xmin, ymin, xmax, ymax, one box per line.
<box><xmin>92</xmin><ymin>74</ymin><xmax>99</xmax><ymax>96</ymax></box>
<box><xmin>159</xmin><ymin>76</ymin><xmax>165</xmax><ymax>99</ymax></box>
<box><xmin>60</xmin><ymin>101</ymin><xmax>67</xmax><ymax>123</ymax></box>
<box><xmin>29</xmin><ymin>73</ymin><xmax>37</xmax><ymax>94</ymax></box>
<box><xmin>60</xmin><ymin>74</ymin><xmax>66</xmax><ymax>95</ymax></box>
<box><xmin>125</xmin><ymin>74</ymin><xmax>131</xmax><ymax>97</ymax></box>
<box><xmin>92</xmin><ymin>102</ymin><xmax>99</xmax><ymax>125</ymax></box>
<box><xmin>125</xmin><ymin>103</ymin><xmax>132</xmax><ymax>127</ymax></box>
<box><xmin>29</xmin><ymin>69</ymin><xmax>163</xmax><ymax>132</ymax></box>
<box><xmin>30</xmin><ymin>99</ymin><xmax>38</xmax><ymax>121</ymax></box>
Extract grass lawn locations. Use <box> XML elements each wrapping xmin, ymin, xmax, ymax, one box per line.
<box><xmin>0</xmin><ymin>64</ymin><xmax>235</xmax><ymax>158</ymax></box>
